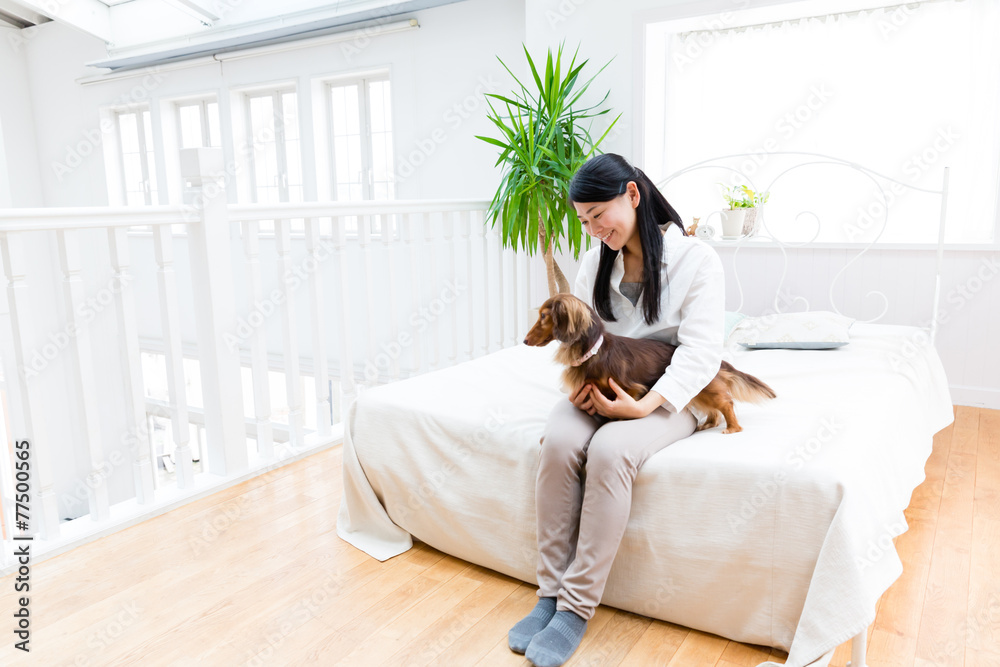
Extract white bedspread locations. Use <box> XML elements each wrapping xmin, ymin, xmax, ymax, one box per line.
<box><xmin>336</xmin><ymin>323</ymin><xmax>953</xmax><ymax>666</ymax></box>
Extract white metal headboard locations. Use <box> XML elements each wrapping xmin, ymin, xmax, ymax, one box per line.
<box><xmin>655</xmin><ymin>152</ymin><xmax>950</xmax><ymax>345</ymax></box>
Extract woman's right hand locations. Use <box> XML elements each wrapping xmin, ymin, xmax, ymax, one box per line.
<box><xmin>570</xmin><ymin>383</ymin><xmax>596</xmax><ymax>415</ymax></box>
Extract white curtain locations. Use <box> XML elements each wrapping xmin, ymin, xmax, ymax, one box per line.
<box><xmin>645</xmin><ymin>0</ymin><xmax>1000</xmax><ymax>244</ymax></box>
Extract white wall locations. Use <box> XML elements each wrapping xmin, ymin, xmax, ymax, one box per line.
<box><xmin>0</xmin><ymin>25</ymin><xmax>45</xmax><ymax>207</ymax></box>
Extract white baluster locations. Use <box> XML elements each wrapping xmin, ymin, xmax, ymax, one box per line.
<box><xmin>481</xmin><ymin>217</ymin><xmax>491</xmax><ymax>357</ymax></box>
<box><xmin>425</xmin><ymin>213</ymin><xmax>439</xmax><ymax>372</ymax></box>
<box><xmin>523</xmin><ymin>230</ymin><xmax>532</xmax><ymax>338</ymax></box>
<box><xmin>56</xmin><ymin>230</ymin><xmax>110</xmax><ymax>519</ymax></box>
<box><xmin>333</xmin><ymin>216</ymin><xmax>357</xmax><ymax>411</ymax></box>
<box><xmin>108</xmin><ymin>227</ymin><xmax>156</xmax><ymax>504</ymax></box>
<box><xmin>404</xmin><ymin>213</ymin><xmax>422</xmax><ymax>376</ymax></box>
<box><xmin>496</xmin><ymin>226</ymin><xmax>505</xmax><ymax>351</ymax></box>
<box><xmin>148</xmin><ymin>225</ymin><xmax>193</xmax><ymax>489</ymax></box>
<box><xmin>359</xmin><ymin>214</ymin><xmax>377</xmax><ymax>385</ymax></box>
<box><xmin>509</xmin><ymin>234</ymin><xmax>518</xmax><ymax>348</ymax></box>
<box><xmin>465</xmin><ymin>211</ymin><xmax>475</xmax><ymax>360</ymax></box>
<box><xmin>445</xmin><ymin>212</ymin><xmax>458</xmax><ymax>366</ymax></box>
<box><xmin>275</xmin><ymin>218</ymin><xmax>305</xmax><ymax>449</ymax></box>
<box><xmin>304</xmin><ymin>218</ymin><xmax>331</xmax><ymax>437</ymax></box>
<box><xmin>181</xmin><ymin>147</ymin><xmax>247</xmax><ymax>476</ymax></box>
<box><xmin>242</xmin><ymin>219</ymin><xmax>274</xmax><ymax>458</ymax></box>
<box><xmin>382</xmin><ymin>215</ymin><xmax>400</xmax><ymax>381</ymax></box>
<box><xmin>0</xmin><ymin>232</ymin><xmax>60</xmax><ymax>539</ymax></box>
<box><xmin>520</xmin><ymin>245</ymin><xmax>531</xmax><ymax>341</ymax></box>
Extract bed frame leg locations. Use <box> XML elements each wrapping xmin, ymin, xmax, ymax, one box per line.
<box><xmin>845</xmin><ymin>628</ymin><xmax>867</xmax><ymax>667</ymax></box>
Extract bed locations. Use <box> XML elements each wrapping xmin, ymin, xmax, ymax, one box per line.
<box><xmin>336</xmin><ymin>155</ymin><xmax>956</xmax><ymax>667</ymax></box>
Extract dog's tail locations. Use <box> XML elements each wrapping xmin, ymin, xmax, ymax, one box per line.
<box><xmin>720</xmin><ymin>361</ymin><xmax>776</xmax><ymax>404</ymax></box>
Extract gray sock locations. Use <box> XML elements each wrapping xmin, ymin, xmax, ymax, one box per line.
<box><xmin>508</xmin><ymin>596</ymin><xmax>557</xmax><ymax>654</ymax></box>
<box><xmin>525</xmin><ymin>610</ymin><xmax>588</xmax><ymax>667</ymax></box>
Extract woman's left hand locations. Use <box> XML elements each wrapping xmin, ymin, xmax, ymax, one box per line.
<box><xmin>588</xmin><ymin>378</ymin><xmax>647</xmax><ymax>420</ymax></box>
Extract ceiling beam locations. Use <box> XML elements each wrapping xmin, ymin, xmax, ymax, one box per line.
<box><xmin>160</xmin><ymin>0</ymin><xmax>219</xmax><ymax>24</ymax></box>
<box><xmin>0</xmin><ymin>0</ymin><xmax>48</xmax><ymax>26</ymax></box>
<box><xmin>5</xmin><ymin>0</ymin><xmax>111</xmax><ymax>42</ymax></box>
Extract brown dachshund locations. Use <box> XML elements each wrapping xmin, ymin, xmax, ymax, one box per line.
<box><xmin>524</xmin><ymin>293</ymin><xmax>776</xmax><ymax>433</ymax></box>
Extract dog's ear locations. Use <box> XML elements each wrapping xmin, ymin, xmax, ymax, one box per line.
<box><xmin>551</xmin><ymin>296</ymin><xmax>589</xmax><ymax>343</ymax></box>
<box><xmin>549</xmin><ymin>298</ymin><xmax>570</xmax><ymax>342</ymax></box>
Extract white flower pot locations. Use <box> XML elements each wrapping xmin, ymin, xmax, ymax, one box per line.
<box><xmin>720</xmin><ymin>209</ymin><xmax>747</xmax><ymax>238</ymax></box>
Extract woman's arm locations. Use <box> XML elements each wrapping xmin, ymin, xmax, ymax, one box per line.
<box><xmin>648</xmin><ymin>248</ymin><xmax>726</xmax><ymax>413</ymax></box>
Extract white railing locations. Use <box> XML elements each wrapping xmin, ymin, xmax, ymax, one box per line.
<box><xmin>0</xmin><ymin>147</ymin><xmax>530</xmax><ymax>569</ymax></box>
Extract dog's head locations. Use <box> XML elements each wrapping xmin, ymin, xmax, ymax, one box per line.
<box><xmin>524</xmin><ymin>293</ymin><xmax>594</xmax><ymax>346</ymax></box>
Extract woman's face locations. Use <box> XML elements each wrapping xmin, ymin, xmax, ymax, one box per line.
<box><xmin>573</xmin><ymin>181</ymin><xmax>641</xmax><ymax>252</ymax></box>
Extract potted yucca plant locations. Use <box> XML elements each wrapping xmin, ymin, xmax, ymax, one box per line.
<box><xmin>476</xmin><ymin>42</ymin><xmax>621</xmax><ymax>297</ymax></box>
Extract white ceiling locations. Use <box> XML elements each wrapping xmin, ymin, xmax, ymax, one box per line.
<box><xmin>0</xmin><ymin>0</ymin><xmax>465</xmax><ymax>70</ymax></box>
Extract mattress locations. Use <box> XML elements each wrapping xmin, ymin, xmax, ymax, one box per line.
<box><xmin>336</xmin><ymin>322</ymin><xmax>954</xmax><ymax>667</ymax></box>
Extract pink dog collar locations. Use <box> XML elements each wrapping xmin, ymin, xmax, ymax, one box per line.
<box><xmin>572</xmin><ymin>335</ymin><xmax>603</xmax><ymax>367</ymax></box>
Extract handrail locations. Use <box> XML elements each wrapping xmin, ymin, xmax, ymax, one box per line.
<box><xmin>0</xmin><ymin>199</ymin><xmax>493</xmax><ymax>232</ymax></box>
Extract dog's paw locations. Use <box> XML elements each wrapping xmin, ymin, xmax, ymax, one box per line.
<box><xmin>722</xmin><ymin>425</ymin><xmax>743</xmax><ymax>434</ymax></box>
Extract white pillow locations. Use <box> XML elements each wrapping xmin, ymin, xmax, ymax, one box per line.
<box><xmin>729</xmin><ymin>311</ymin><xmax>855</xmax><ymax>349</ymax></box>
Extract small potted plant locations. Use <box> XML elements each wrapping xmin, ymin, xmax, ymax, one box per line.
<box><xmin>719</xmin><ymin>184</ymin><xmax>770</xmax><ymax>238</ymax></box>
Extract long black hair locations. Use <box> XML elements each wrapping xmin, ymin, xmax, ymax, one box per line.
<box><xmin>568</xmin><ymin>153</ymin><xmax>686</xmax><ymax>325</ymax></box>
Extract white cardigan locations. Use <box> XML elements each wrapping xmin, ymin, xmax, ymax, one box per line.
<box><xmin>572</xmin><ymin>222</ymin><xmax>726</xmax><ymax>414</ymax></box>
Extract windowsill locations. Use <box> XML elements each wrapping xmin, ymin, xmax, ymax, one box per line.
<box><xmin>702</xmin><ymin>237</ymin><xmax>1000</xmax><ymax>252</ymax></box>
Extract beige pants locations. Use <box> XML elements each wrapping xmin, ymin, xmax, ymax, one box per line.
<box><xmin>535</xmin><ymin>398</ymin><xmax>697</xmax><ymax>620</ymax></box>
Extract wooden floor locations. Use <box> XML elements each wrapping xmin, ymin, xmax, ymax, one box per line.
<box><xmin>1</xmin><ymin>405</ymin><xmax>997</xmax><ymax>666</ymax></box>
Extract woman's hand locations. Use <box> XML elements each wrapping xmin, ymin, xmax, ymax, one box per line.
<box><xmin>569</xmin><ymin>382</ymin><xmax>597</xmax><ymax>415</ymax></box>
<box><xmin>571</xmin><ymin>378</ymin><xmax>647</xmax><ymax>420</ymax></box>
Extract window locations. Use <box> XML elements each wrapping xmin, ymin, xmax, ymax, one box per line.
<box><xmin>643</xmin><ymin>0</ymin><xmax>1000</xmax><ymax>245</ymax></box>
<box><xmin>177</xmin><ymin>100</ymin><xmax>221</xmax><ymax>149</ymax></box>
<box><xmin>115</xmin><ymin>107</ymin><xmax>158</xmax><ymax>206</ymax></box>
<box><xmin>328</xmin><ymin>76</ymin><xmax>395</xmax><ymax>201</ymax></box>
<box><xmin>245</xmin><ymin>90</ymin><xmax>303</xmax><ymax>204</ymax></box>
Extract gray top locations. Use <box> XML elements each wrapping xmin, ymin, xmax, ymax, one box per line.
<box><xmin>620</xmin><ymin>281</ymin><xmax>642</xmax><ymax>307</ymax></box>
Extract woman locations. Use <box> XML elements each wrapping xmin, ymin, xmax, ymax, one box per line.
<box><xmin>508</xmin><ymin>153</ymin><xmax>726</xmax><ymax>667</ymax></box>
